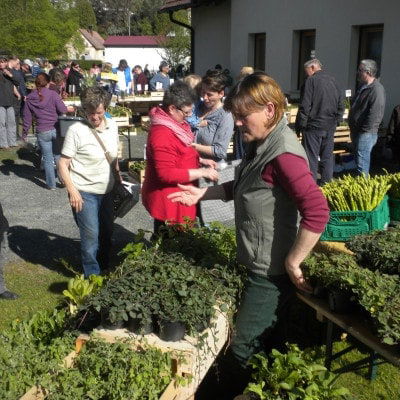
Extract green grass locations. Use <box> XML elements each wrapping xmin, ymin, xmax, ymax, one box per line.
<box><xmin>0</xmin><ymin>261</ymin><xmax>68</xmax><ymax>331</ymax></box>
<box><xmin>331</xmin><ymin>341</ymin><xmax>400</xmax><ymax>400</ymax></box>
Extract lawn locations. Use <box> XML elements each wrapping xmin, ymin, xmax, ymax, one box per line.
<box><xmin>0</xmin><ymin>261</ymin><xmax>69</xmax><ymax>331</ymax></box>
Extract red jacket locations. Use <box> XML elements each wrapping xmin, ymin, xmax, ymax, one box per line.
<box><xmin>142</xmin><ymin>124</ymin><xmax>199</xmax><ymax>223</ymax></box>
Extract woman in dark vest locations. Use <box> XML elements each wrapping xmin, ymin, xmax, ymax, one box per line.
<box><xmin>168</xmin><ymin>72</ymin><xmax>329</xmax><ymax>398</ymax></box>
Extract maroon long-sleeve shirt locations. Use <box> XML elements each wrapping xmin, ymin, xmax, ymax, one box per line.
<box><xmin>224</xmin><ymin>152</ymin><xmax>329</xmax><ymax>233</ymax></box>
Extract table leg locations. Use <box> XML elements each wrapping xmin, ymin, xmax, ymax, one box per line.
<box><xmin>325</xmin><ymin>320</ymin><xmax>334</xmax><ymax>370</ymax></box>
<box><xmin>127</xmin><ymin>129</ymin><xmax>131</xmax><ymax>160</ymax></box>
<box><xmin>368</xmin><ymin>351</ymin><xmax>378</xmax><ymax>380</ymax></box>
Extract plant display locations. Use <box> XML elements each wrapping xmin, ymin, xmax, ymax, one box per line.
<box><xmin>36</xmin><ymin>338</ymin><xmax>175</xmax><ymax>400</ymax></box>
<box><xmin>321</xmin><ymin>174</ymin><xmax>390</xmax><ymax>211</ymax></box>
<box><xmin>85</xmin><ymin>246</ymin><xmax>232</xmax><ymax>335</ymax></box>
<box><xmin>244</xmin><ymin>344</ymin><xmax>349</xmax><ymax>400</ymax></box>
<box><xmin>108</xmin><ymin>105</ymin><xmax>132</xmax><ymax>117</ymax></box>
<box><xmin>303</xmin><ymin>253</ymin><xmax>400</xmax><ymax>345</ymax></box>
<box><xmin>63</xmin><ymin>274</ymin><xmax>105</xmax><ymax>315</ymax></box>
<box><xmin>0</xmin><ymin>309</ymin><xmax>75</xmax><ymax>400</ymax></box>
<box><xmin>129</xmin><ymin>160</ymin><xmax>147</xmax><ymax>172</ymax></box>
<box><xmin>347</xmin><ymin>227</ymin><xmax>400</xmax><ymax>274</ymax></box>
<box><xmin>80</xmin><ymin>72</ymin><xmax>98</xmax><ymax>90</ymax></box>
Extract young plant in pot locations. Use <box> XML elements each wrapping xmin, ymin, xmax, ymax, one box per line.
<box><xmin>303</xmin><ymin>253</ymin><xmax>359</xmax><ymax>313</ymax></box>
<box><xmin>347</xmin><ymin>227</ymin><xmax>400</xmax><ymax>275</ymax></box>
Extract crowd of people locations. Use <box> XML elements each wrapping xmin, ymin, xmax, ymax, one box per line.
<box><xmin>0</xmin><ymin>52</ymin><xmax>391</xmax><ymax>398</ymax></box>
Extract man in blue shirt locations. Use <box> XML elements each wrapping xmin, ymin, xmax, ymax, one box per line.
<box><xmin>149</xmin><ymin>61</ymin><xmax>171</xmax><ymax>91</ymax></box>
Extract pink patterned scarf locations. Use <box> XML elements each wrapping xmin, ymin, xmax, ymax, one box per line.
<box><xmin>149</xmin><ymin>106</ymin><xmax>194</xmax><ymax>146</ymax></box>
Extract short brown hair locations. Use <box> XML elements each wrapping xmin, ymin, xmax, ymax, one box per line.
<box><xmin>202</xmin><ymin>69</ymin><xmax>227</xmax><ymax>93</ymax></box>
<box><xmin>224</xmin><ymin>72</ymin><xmax>285</xmax><ymax>128</ymax></box>
<box><xmin>80</xmin><ymin>86</ymin><xmax>111</xmax><ymax>112</ymax></box>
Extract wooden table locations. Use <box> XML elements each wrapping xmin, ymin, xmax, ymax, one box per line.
<box><xmin>297</xmin><ymin>292</ymin><xmax>400</xmax><ymax>379</ymax></box>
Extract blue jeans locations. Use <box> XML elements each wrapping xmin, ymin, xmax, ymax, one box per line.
<box><xmin>351</xmin><ymin>132</ymin><xmax>378</xmax><ymax>175</ymax></box>
<box><xmin>73</xmin><ymin>191</ymin><xmax>114</xmax><ymax>277</ymax></box>
<box><xmin>37</xmin><ymin>129</ymin><xmax>59</xmax><ymax>188</ymax></box>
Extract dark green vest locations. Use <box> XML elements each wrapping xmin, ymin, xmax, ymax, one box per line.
<box><xmin>234</xmin><ymin>118</ymin><xmax>308</xmax><ymax>276</ymax></box>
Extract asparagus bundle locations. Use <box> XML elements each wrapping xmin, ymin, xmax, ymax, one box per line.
<box><xmin>387</xmin><ymin>173</ymin><xmax>400</xmax><ymax>199</ymax></box>
<box><xmin>322</xmin><ymin>174</ymin><xmax>391</xmax><ymax>212</ymax></box>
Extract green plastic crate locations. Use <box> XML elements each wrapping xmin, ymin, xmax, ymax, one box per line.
<box><xmin>389</xmin><ymin>197</ymin><xmax>400</xmax><ymax>222</ymax></box>
<box><xmin>320</xmin><ymin>195</ymin><xmax>390</xmax><ymax>242</ymax></box>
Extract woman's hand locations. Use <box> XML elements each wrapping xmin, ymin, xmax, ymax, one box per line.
<box><xmin>201</xmin><ymin>167</ymin><xmax>219</xmax><ymax>181</ymax></box>
<box><xmin>68</xmin><ymin>188</ymin><xmax>84</xmax><ymax>212</ymax></box>
<box><xmin>284</xmin><ymin>261</ymin><xmax>312</xmax><ymax>293</ymax></box>
<box><xmin>199</xmin><ymin>158</ymin><xmax>217</xmax><ymax>169</ymax></box>
<box><xmin>66</xmin><ymin>106</ymin><xmax>75</xmax><ymax>113</ymax></box>
<box><xmin>198</xmin><ymin>119</ymin><xmax>208</xmax><ymax>127</ymax></box>
<box><xmin>168</xmin><ymin>184</ymin><xmax>207</xmax><ymax>206</ymax></box>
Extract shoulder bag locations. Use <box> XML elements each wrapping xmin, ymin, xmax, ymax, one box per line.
<box><xmin>91</xmin><ymin>128</ymin><xmax>138</xmax><ymax>219</ymax></box>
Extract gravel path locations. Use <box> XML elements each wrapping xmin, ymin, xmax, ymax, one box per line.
<box><xmin>0</xmin><ymin>144</ymin><xmax>153</xmax><ymax>273</ymax></box>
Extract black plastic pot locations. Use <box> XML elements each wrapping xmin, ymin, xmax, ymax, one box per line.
<box><xmin>158</xmin><ymin>320</ymin><xmax>186</xmax><ymax>342</ymax></box>
<box><xmin>126</xmin><ymin>317</ymin><xmax>154</xmax><ymax>335</ymax></box>
<box><xmin>76</xmin><ymin>310</ymin><xmax>101</xmax><ymax>333</ymax></box>
<box><xmin>328</xmin><ymin>290</ymin><xmax>355</xmax><ymax>313</ymax></box>
<box><xmin>100</xmin><ymin>309</ymin><xmax>124</xmax><ymax>330</ymax></box>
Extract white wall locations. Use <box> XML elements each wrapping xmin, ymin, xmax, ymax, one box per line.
<box><xmin>193</xmin><ymin>0</ymin><xmax>400</xmax><ymax>122</ymax></box>
<box><xmin>192</xmin><ymin>1</ymin><xmax>231</xmax><ymax>75</ymax></box>
<box><xmin>104</xmin><ymin>47</ymin><xmax>166</xmax><ymax>72</ymax></box>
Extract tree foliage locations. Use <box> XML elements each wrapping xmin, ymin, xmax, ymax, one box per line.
<box><xmin>90</xmin><ymin>0</ymin><xmax>191</xmax><ymax>66</ymax></box>
<box><xmin>0</xmin><ymin>0</ymin><xmax>88</xmax><ymax>59</ymax></box>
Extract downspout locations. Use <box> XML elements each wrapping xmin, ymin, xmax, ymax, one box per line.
<box><xmin>168</xmin><ymin>10</ymin><xmax>195</xmax><ymax>73</ymax></box>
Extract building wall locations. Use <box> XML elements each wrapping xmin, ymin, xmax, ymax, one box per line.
<box><xmin>192</xmin><ymin>1</ymin><xmax>231</xmax><ymax>75</ymax></box>
<box><xmin>193</xmin><ymin>0</ymin><xmax>400</xmax><ymax>121</ymax></box>
<box><xmin>104</xmin><ymin>47</ymin><xmax>166</xmax><ymax>72</ymax></box>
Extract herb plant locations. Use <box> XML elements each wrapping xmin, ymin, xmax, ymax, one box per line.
<box><xmin>244</xmin><ymin>344</ymin><xmax>349</xmax><ymax>400</ymax></box>
<box><xmin>347</xmin><ymin>227</ymin><xmax>400</xmax><ymax>274</ymax></box>
<box><xmin>37</xmin><ymin>338</ymin><xmax>174</xmax><ymax>400</ymax></box>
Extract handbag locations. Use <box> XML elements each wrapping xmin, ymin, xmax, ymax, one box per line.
<box><xmin>91</xmin><ymin>128</ymin><xmax>138</xmax><ymax>219</ymax></box>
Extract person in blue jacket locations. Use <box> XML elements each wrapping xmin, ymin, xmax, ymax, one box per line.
<box><xmin>149</xmin><ymin>61</ymin><xmax>171</xmax><ymax>91</ymax></box>
<box><xmin>112</xmin><ymin>59</ymin><xmax>132</xmax><ymax>95</ymax></box>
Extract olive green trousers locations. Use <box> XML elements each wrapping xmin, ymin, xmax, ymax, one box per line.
<box><xmin>231</xmin><ymin>272</ymin><xmax>294</xmax><ymax>367</ymax></box>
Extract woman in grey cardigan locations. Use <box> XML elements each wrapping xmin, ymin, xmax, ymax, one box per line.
<box><xmin>191</xmin><ymin>70</ymin><xmax>234</xmax><ymax>161</ymax></box>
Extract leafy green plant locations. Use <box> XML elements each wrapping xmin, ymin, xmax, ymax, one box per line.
<box><xmin>63</xmin><ymin>274</ymin><xmax>105</xmax><ymax>315</ymax></box>
<box><xmin>29</xmin><ymin>338</ymin><xmax>174</xmax><ymax>400</ymax></box>
<box><xmin>244</xmin><ymin>344</ymin><xmax>349</xmax><ymax>400</ymax></box>
<box><xmin>129</xmin><ymin>160</ymin><xmax>147</xmax><ymax>173</ymax></box>
<box><xmin>108</xmin><ymin>105</ymin><xmax>132</xmax><ymax>117</ymax></box>
<box><xmin>0</xmin><ymin>310</ymin><xmax>75</xmax><ymax>399</ymax></box>
<box><xmin>304</xmin><ymin>252</ymin><xmax>400</xmax><ymax>345</ymax></box>
<box><xmin>347</xmin><ymin>227</ymin><xmax>400</xmax><ymax>275</ymax></box>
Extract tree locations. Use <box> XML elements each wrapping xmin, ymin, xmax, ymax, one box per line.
<box><xmin>0</xmin><ymin>0</ymin><xmax>80</xmax><ymax>58</ymax></box>
<box><xmin>73</xmin><ymin>0</ymin><xmax>97</xmax><ymax>30</ymax></box>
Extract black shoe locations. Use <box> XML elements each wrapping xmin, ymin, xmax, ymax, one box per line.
<box><xmin>0</xmin><ymin>290</ymin><xmax>19</xmax><ymax>300</ymax></box>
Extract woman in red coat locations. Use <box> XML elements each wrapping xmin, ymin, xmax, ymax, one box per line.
<box><xmin>142</xmin><ymin>81</ymin><xmax>218</xmax><ymax>234</ymax></box>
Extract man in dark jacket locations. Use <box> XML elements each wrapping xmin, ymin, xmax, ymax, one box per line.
<box><xmin>296</xmin><ymin>59</ymin><xmax>344</xmax><ymax>184</ymax></box>
<box><xmin>0</xmin><ymin>202</ymin><xmax>18</xmax><ymax>300</ymax></box>
<box><xmin>348</xmin><ymin>59</ymin><xmax>386</xmax><ymax>175</ymax></box>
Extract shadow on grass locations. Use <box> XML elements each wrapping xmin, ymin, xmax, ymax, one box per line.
<box><xmin>7</xmin><ymin>223</ymin><xmax>137</xmax><ymax>277</ymax></box>
<box><xmin>7</xmin><ymin>225</ymin><xmax>80</xmax><ymax>276</ymax></box>
<box><xmin>48</xmin><ymin>281</ymin><xmax>68</xmax><ymax>294</ymax></box>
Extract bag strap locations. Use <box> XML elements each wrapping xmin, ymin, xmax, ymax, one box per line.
<box><xmin>91</xmin><ymin>128</ymin><xmax>114</xmax><ymax>165</ymax></box>
<box><xmin>91</xmin><ymin>126</ymin><xmax>120</xmax><ymax>182</ymax></box>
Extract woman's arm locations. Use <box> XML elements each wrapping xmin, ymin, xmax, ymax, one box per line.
<box><xmin>58</xmin><ymin>156</ymin><xmax>84</xmax><ymax>212</ymax></box>
<box><xmin>22</xmin><ymin>101</ymin><xmax>32</xmax><ymax>135</ymax></box>
<box><xmin>168</xmin><ymin>182</ymin><xmax>229</xmax><ymax>205</ymax></box>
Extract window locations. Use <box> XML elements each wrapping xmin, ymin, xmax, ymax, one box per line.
<box><xmin>297</xmin><ymin>30</ymin><xmax>316</xmax><ymax>89</ymax></box>
<box><xmin>254</xmin><ymin>33</ymin><xmax>266</xmax><ymax>71</ymax></box>
<box><xmin>358</xmin><ymin>24</ymin><xmax>383</xmax><ymax>77</ymax></box>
